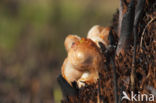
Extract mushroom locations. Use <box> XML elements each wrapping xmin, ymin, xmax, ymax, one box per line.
<box><xmin>61</xmin><ymin>36</ymin><xmax>103</xmax><ymax>87</ymax></box>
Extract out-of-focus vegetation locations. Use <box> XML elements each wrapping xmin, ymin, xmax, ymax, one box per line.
<box><xmin>0</xmin><ymin>0</ymin><xmax>119</xmax><ymax>103</ymax></box>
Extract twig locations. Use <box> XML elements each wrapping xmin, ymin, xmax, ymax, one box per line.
<box><xmin>131</xmin><ymin>0</ymin><xmax>146</xmax><ymax>91</ymax></box>
<box><xmin>97</xmin><ymin>78</ymin><xmax>101</xmax><ymax>103</ymax></box>
<box><xmin>110</xmin><ymin>56</ymin><xmax>118</xmax><ymax>103</ymax></box>
<box><xmin>140</xmin><ymin>16</ymin><xmax>156</xmax><ymax>48</ymax></box>
<box><xmin>131</xmin><ymin>24</ymin><xmax>137</xmax><ymax>91</ymax></box>
<box><xmin>131</xmin><ymin>26</ymin><xmax>137</xmax><ymax>91</ymax></box>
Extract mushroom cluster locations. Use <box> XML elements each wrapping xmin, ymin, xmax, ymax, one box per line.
<box><xmin>61</xmin><ymin>25</ymin><xmax>116</xmax><ymax>88</ymax></box>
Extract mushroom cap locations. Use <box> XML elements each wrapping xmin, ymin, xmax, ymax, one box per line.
<box><xmin>68</xmin><ymin>38</ymin><xmax>102</xmax><ymax>71</ymax></box>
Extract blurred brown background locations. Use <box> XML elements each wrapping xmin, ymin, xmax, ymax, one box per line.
<box><xmin>0</xmin><ymin>0</ymin><xmax>119</xmax><ymax>103</ymax></box>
